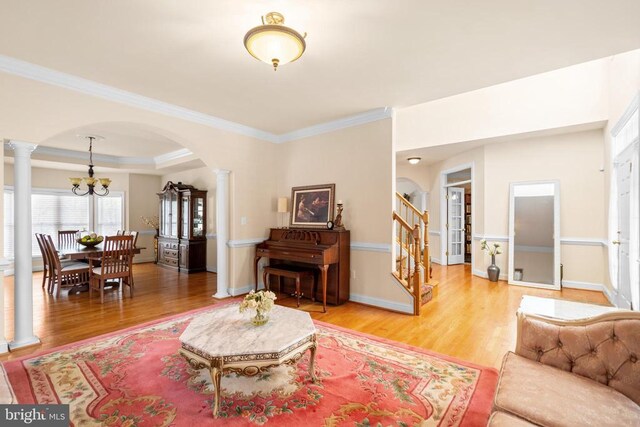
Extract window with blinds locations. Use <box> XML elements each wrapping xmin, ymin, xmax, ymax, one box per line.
<box><xmin>3</xmin><ymin>188</ymin><xmax>124</xmax><ymax>258</ymax></box>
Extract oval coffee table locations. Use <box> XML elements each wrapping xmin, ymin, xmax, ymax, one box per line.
<box><xmin>179</xmin><ymin>304</ymin><xmax>317</xmax><ymax>418</ymax></box>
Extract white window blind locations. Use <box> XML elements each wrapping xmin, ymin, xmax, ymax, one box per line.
<box><xmin>96</xmin><ymin>195</ymin><xmax>123</xmax><ymax>237</ymax></box>
<box><xmin>3</xmin><ymin>188</ymin><xmax>124</xmax><ymax>259</ymax></box>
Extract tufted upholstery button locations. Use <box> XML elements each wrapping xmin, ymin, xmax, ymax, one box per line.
<box><xmin>611</xmin><ymin>333</ymin><xmax>617</xmax><ymax>341</ymax></box>
<box><xmin>591</xmin><ymin>348</ymin><xmax>597</xmax><ymax>355</ymax></box>
<box><xmin>557</xmin><ymin>341</ymin><xmax>563</xmax><ymax>348</ymax></box>
<box><xmin>631</xmin><ymin>354</ymin><xmax>638</xmax><ymax>363</ymax></box>
<box><xmin>537</xmin><ymin>349</ymin><xmax>544</xmax><ymax>357</ymax></box>
<box><xmin>607</xmin><ymin>373</ymin><xmax>613</xmax><ymax>380</ymax></box>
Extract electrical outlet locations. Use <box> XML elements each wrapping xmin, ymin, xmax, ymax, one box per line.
<box><xmin>351</xmin><ymin>270</ymin><xmax>356</xmax><ymax>279</ymax></box>
<box><xmin>240</xmin><ymin>216</ymin><xmax>247</xmax><ymax>225</ymax></box>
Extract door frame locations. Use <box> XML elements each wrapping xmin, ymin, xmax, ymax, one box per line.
<box><xmin>440</xmin><ymin>162</ymin><xmax>474</xmax><ymax>267</ymax></box>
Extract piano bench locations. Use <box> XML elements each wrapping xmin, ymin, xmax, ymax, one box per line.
<box><xmin>262</xmin><ymin>265</ymin><xmax>316</xmax><ymax>308</ymax></box>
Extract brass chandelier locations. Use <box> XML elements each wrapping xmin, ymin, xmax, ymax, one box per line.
<box><xmin>244</xmin><ymin>12</ymin><xmax>306</xmax><ymax>71</ymax></box>
<box><xmin>69</xmin><ymin>136</ymin><xmax>111</xmax><ymax>196</ymax></box>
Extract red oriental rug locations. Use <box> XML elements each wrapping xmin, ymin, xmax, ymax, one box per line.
<box><xmin>2</xmin><ymin>304</ymin><xmax>497</xmax><ymax>426</ymax></box>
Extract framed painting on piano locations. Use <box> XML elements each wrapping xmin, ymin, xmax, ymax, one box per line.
<box><xmin>290</xmin><ymin>184</ymin><xmax>335</xmax><ymax>228</ymax></box>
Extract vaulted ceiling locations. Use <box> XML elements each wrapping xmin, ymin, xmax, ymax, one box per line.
<box><xmin>2</xmin><ymin>0</ymin><xmax>639</xmax><ymax>138</ymax></box>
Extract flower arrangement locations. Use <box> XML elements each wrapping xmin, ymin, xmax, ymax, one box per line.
<box><xmin>480</xmin><ymin>239</ymin><xmax>502</xmax><ymax>256</ymax></box>
<box><xmin>239</xmin><ymin>290</ymin><xmax>277</xmax><ymax>326</ymax></box>
<box><xmin>140</xmin><ymin>215</ymin><xmax>160</xmax><ymax>230</ymax></box>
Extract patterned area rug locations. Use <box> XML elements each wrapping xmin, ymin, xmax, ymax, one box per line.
<box><xmin>3</xmin><ymin>305</ymin><xmax>497</xmax><ymax>426</ymax></box>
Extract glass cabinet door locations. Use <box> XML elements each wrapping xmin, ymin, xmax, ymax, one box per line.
<box><xmin>170</xmin><ymin>192</ymin><xmax>178</xmax><ymax>237</ymax></box>
<box><xmin>193</xmin><ymin>196</ymin><xmax>204</xmax><ymax>238</ymax></box>
<box><xmin>181</xmin><ymin>196</ymin><xmax>189</xmax><ymax>238</ymax></box>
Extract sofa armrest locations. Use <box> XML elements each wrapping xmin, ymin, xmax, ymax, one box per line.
<box><xmin>514</xmin><ymin>309</ymin><xmax>640</xmax><ymax>405</ymax></box>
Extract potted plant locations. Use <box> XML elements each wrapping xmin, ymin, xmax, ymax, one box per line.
<box><xmin>480</xmin><ymin>239</ymin><xmax>502</xmax><ymax>282</ymax></box>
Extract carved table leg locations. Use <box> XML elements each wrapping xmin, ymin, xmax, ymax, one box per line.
<box><xmin>210</xmin><ymin>360</ymin><xmax>223</xmax><ymax>418</ymax></box>
<box><xmin>309</xmin><ymin>335</ymin><xmax>318</xmax><ymax>382</ymax></box>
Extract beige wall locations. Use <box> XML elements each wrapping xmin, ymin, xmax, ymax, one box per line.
<box><xmin>161</xmin><ymin>167</ymin><xmax>217</xmax><ymax>272</ymax></box>
<box><xmin>408</xmin><ymin>129</ymin><xmax>607</xmax><ymax>287</ymax></box>
<box><xmin>395</xmin><ymin>57</ymin><xmax>608</xmax><ymax>151</ymax></box>
<box><xmin>276</xmin><ymin>119</ymin><xmax>411</xmax><ymax>308</ymax></box>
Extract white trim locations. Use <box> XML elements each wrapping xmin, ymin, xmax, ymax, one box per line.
<box><xmin>473</xmin><ymin>234</ymin><xmax>509</xmax><ymax>242</ymax></box>
<box><xmin>133</xmin><ymin>256</ymin><xmax>156</xmax><ymax>264</ymax></box>
<box><xmin>562</xmin><ymin>280</ymin><xmax>608</xmax><ymax>293</ymax></box>
<box><xmin>206</xmin><ymin>265</ymin><xmax>217</xmax><ymax>273</ymax></box>
<box><xmin>603</xmin><ymin>286</ymin><xmax>616</xmax><ymax>306</ymax></box>
<box><xmin>277</xmin><ymin>108</ymin><xmax>393</xmax><ymax>143</ymax></box>
<box><xmin>473</xmin><ymin>268</ymin><xmax>508</xmax><ymax>281</ymax></box>
<box><xmin>443</xmin><ymin>179</ymin><xmax>472</xmax><ymax>188</ymax></box>
<box><xmin>559</xmin><ymin>237</ymin><xmax>607</xmax><ymax>246</ymax></box>
<box><xmin>349</xmin><ymin>293</ymin><xmax>413</xmax><ymax>314</ymax></box>
<box><xmin>227</xmin><ymin>238</ymin><xmax>265</xmax><ymax>248</ymax></box>
<box><xmin>206</xmin><ymin>233</ymin><xmax>217</xmax><ymax>239</ymax></box>
<box><xmin>611</xmin><ymin>91</ymin><xmax>639</xmax><ymax>137</ymax></box>
<box><xmin>350</xmin><ymin>242</ymin><xmax>392</xmax><ymax>253</ymax></box>
<box><xmin>0</xmin><ymin>54</ymin><xmax>393</xmax><ymax>144</ymax></box>
<box><xmin>153</xmin><ymin>148</ymin><xmax>193</xmax><ymax>165</ymax></box>
<box><xmin>428</xmin><ymin>230</ymin><xmax>440</xmax><ymax>236</ymax></box>
<box><xmin>229</xmin><ymin>283</ymin><xmax>265</xmax><ymax>297</ymax></box>
<box><xmin>137</xmin><ymin>229</ymin><xmax>157</xmax><ymax>236</ymax></box>
<box><xmin>431</xmin><ymin>257</ymin><xmax>442</xmax><ymax>265</ymax></box>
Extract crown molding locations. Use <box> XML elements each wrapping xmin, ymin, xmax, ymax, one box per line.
<box><xmin>276</xmin><ymin>107</ymin><xmax>393</xmax><ymax>143</ymax></box>
<box><xmin>5</xmin><ymin>142</ymin><xmax>195</xmax><ymax>169</ymax></box>
<box><xmin>0</xmin><ymin>54</ymin><xmax>391</xmax><ymax>144</ymax></box>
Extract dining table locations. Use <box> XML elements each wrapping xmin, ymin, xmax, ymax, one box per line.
<box><xmin>58</xmin><ymin>243</ymin><xmax>144</xmax><ymax>260</ymax></box>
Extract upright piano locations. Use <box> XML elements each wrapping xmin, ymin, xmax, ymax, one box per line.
<box><xmin>254</xmin><ymin>228</ymin><xmax>350</xmax><ymax>307</ymax></box>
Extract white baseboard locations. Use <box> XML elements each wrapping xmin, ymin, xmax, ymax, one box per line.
<box><xmin>206</xmin><ymin>265</ymin><xmax>217</xmax><ymax>273</ymax></box>
<box><xmin>229</xmin><ymin>284</ymin><xmax>264</xmax><ymax>296</ymax></box>
<box><xmin>603</xmin><ymin>286</ymin><xmax>616</xmax><ymax>306</ymax></box>
<box><xmin>133</xmin><ymin>257</ymin><xmax>156</xmax><ymax>264</ymax></box>
<box><xmin>561</xmin><ymin>280</ymin><xmax>606</xmax><ymax>292</ymax></box>
<box><xmin>472</xmin><ymin>268</ymin><xmax>508</xmax><ymax>281</ymax></box>
<box><xmin>349</xmin><ymin>293</ymin><xmax>413</xmax><ymax>314</ymax></box>
<box><xmin>431</xmin><ymin>257</ymin><xmax>442</xmax><ymax>265</ymax></box>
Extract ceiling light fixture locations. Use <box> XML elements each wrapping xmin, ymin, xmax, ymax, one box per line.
<box><xmin>407</xmin><ymin>157</ymin><xmax>421</xmax><ymax>165</ymax></box>
<box><xmin>69</xmin><ymin>135</ymin><xmax>111</xmax><ymax>196</ymax></box>
<box><xmin>244</xmin><ymin>11</ymin><xmax>306</xmax><ymax>71</ymax></box>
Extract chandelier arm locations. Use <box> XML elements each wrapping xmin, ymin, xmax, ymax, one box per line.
<box><xmin>72</xmin><ymin>186</ymin><xmax>91</xmax><ymax>197</ymax></box>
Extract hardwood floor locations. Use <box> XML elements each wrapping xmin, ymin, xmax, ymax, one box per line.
<box><xmin>1</xmin><ymin>262</ymin><xmax>608</xmax><ymax>368</ymax></box>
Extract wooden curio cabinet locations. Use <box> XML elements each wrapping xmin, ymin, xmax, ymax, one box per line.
<box><xmin>157</xmin><ymin>181</ymin><xmax>207</xmax><ymax>273</ymax></box>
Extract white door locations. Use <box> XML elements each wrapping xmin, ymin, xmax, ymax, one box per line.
<box><xmin>447</xmin><ymin>187</ymin><xmax>465</xmax><ymax>265</ymax></box>
<box><xmin>615</xmin><ymin>145</ymin><xmax>636</xmax><ymax>309</ymax></box>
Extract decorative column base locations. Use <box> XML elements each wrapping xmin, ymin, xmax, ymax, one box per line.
<box><xmin>213</xmin><ymin>290</ymin><xmax>231</xmax><ymax>299</ymax></box>
<box><xmin>9</xmin><ymin>336</ymin><xmax>40</xmax><ymax>350</ymax></box>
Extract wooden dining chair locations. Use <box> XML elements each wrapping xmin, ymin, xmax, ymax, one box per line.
<box><xmin>116</xmin><ymin>230</ymin><xmax>139</xmax><ymax>247</ymax></box>
<box><xmin>43</xmin><ymin>234</ymin><xmax>90</xmax><ymax>296</ymax></box>
<box><xmin>35</xmin><ymin>233</ymin><xmax>51</xmax><ymax>290</ymax></box>
<box><xmin>57</xmin><ymin>230</ymin><xmax>78</xmax><ymax>248</ymax></box>
<box><xmin>88</xmin><ymin>235</ymin><xmax>135</xmax><ymax>303</ymax></box>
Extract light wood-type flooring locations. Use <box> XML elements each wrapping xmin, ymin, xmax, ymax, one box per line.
<box><xmin>1</xmin><ymin>263</ymin><xmax>607</xmax><ymax>367</ymax></box>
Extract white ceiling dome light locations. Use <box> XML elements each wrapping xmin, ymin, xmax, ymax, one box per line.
<box><xmin>244</xmin><ymin>12</ymin><xmax>306</xmax><ymax>71</ymax></box>
<box><xmin>407</xmin><ymin>157</ymin><xmax>421</xmax><ymax>165</ymax></box>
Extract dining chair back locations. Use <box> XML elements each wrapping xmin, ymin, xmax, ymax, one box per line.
<box><xmin>116</xmin><ymin>230</ymin><xmax>139</xmax><ymax>247</ymax></box>
<box><xmin>43</xmin><ymin>234</ymin><xmax>89</xmax><ymax>296</ymax></box>
<box><xmin>35</xmin><ymin>233</ymin><xmax>51</xmax><ymax>290</ymax></box>
<box><xmin>57</xmin><ymin>230</ymin><xmax>78</xmax><ymax>248</ymax></box>
<box><xmin>89</xmin><ymin>235</ymin><xmax>135</xmax><ymax>303</ymax></box>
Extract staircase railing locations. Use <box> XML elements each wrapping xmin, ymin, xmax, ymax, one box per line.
<box><xmin>392</xmin><ymin>212</ymin><xmax>421</xmax><ymax>314</ymax></box>
<box><xmin>395</xmin><ymin>192</ymin><xmax>431</xmax><ymax>283</ymax></box>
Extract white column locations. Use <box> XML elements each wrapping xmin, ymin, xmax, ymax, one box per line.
<box><xmin>213</xmin><ymin>169</ymin><xmax>231</xmax><ymax>298</ymax></box>
<box><xmin>8</xmin><ymin>141</ymin><xmax>40</xmax><ymax>350</ymax></box>
<box><xmin>0</xmin><ymin>258</ymin><xmax>10</xmax><ymax>354</ymax></box>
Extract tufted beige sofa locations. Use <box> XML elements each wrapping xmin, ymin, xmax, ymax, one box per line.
<box><xmin>488</xmin><ymin>309</ymin><xmax>640</xmax><ymax>426</ymax></box>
